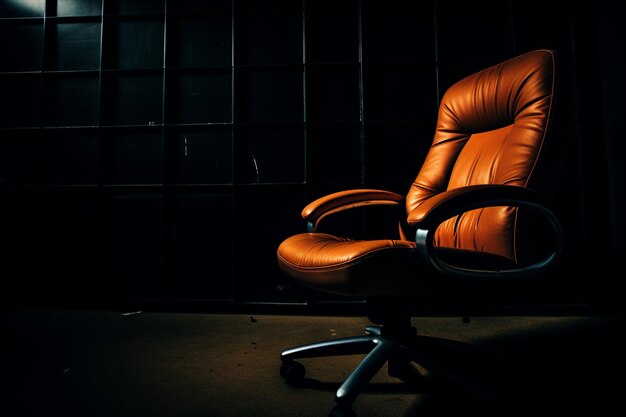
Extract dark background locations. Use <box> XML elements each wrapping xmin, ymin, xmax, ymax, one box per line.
<box><xmin>0</xmin><ymin>0</ymin><xmax>623</xmax><ymax>315</ymax></box>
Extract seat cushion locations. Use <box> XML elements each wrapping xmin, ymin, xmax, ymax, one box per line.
<box><xmin>277</xmin><ymin>233</ymin><xmax>522</xmax><ymax>297</ymax></box>
<box><xmin>277</xmin><ymin>233</ymin><xmax>420</xmax><ymax>296</ymax></box>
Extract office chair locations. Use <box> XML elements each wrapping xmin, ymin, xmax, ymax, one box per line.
<box><xmin>276</xmin><ymin>49</ymin><xmax>563</xmax><ymax>417</ymax></box>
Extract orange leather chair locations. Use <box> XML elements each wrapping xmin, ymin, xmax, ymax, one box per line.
<box><xmin>277</xmin><ymin>49</ymin><xmax>563</xmax><ymax>417</ymax></box>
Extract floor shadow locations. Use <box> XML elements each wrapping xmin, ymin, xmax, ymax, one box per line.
<box><xmin>403</xmin><ymin>315</ymin><xmax>625</xmax><ymax>417</ymax></box>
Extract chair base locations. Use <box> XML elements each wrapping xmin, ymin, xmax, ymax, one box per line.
<box><xmin>280</xmin><ymin>321</ymin><xmax>506</xmax><ymax>417</ymax></box>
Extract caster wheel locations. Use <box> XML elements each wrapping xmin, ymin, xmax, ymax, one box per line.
<box><xmin>329</xmin><ymin>405</ymin><xmax>356</xmax><ymax>417</ymax></box>
<box><xmin>280</xmin><ymin>360</ymin><xmax>305</xmax><ymax>386</ymax></box>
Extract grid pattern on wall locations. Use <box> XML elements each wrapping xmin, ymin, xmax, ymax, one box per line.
<box><xmin>0</xmin><ymin>0</ymin><xmax>585</xmax><ymax>308</ymax></box>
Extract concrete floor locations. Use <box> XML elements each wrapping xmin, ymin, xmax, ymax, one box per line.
<box><xmin>1</xmin><ymin>309</ymin><xmax>623</xmax><ymax>417</ymax></box>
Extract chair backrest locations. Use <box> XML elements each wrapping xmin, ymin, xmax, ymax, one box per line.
<box><xmin>406</xmin><ymin>49</ymin><xmax>557</xmax><ymax>263</ymax></box>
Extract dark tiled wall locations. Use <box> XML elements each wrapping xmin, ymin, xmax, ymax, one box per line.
<box><xmin>0</xmin><ymin>0</ymin><xmax>596</xmax><ymax>310</ymax></box>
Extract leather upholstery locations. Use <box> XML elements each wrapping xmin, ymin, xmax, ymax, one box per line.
<box><xmin>301</xmin><ymin>189</ymin><xmax>404</xmax><ymax>228</ymax></box>
<box><xmin>277</xmin><ymin>49</ymin><xmax>557</xmax><ymax>295</ymax></box>
<box><xmin>407</xmin><ymin>50</ymin><xmax>556</xmax><ymax>261</ymax></box>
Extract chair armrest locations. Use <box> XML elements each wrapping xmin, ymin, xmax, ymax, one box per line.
<box><xmin>302</xmin><ymin>189</ymin><xmax>404</xmax><ymax>231</ymax></box>
<box><xmin>408</xmin><ymin>184</ymin><xmax>563</xmax><ymax>278</ymax></box>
